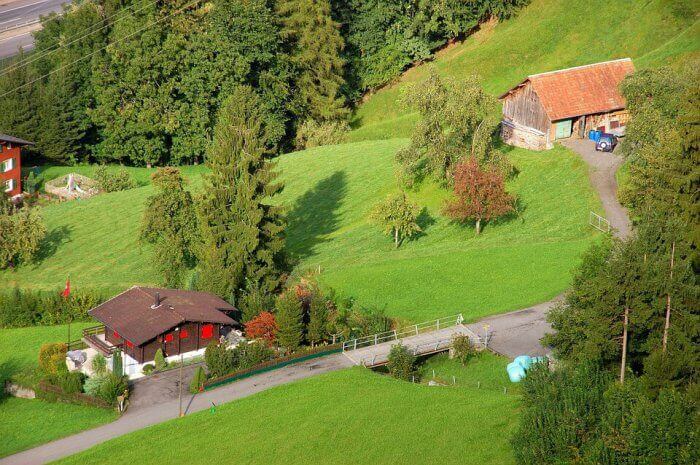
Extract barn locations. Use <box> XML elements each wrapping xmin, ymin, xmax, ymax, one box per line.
<box><xmin>498</xmin><ymin>58</ymin><xmax>635</xmax><ymax>150</ymax></box>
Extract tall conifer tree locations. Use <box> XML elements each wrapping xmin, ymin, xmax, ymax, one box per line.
<box><xmin>277</xmin><ymin>0</ymin><xmax>348</xmax><ymax>123</ymax></box>
<box><xmin>196</xmin><ymin>86</ymin><xmax>285</xmax><ymax>301</ymax></box>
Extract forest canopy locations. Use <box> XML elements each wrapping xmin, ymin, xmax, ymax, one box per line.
<box><xmin>0</xmin><ymin>0</ymin><xmax>529</xmax><ymax>165</ymax></box>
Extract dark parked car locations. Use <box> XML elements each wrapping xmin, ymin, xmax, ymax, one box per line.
<box><xmin>595</xmin><ymin>133</ymin><xmax>618</xmax><ymax>152</ymax></box>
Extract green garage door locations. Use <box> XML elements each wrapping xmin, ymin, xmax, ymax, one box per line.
<box><xmin>555</xmin><ymin>119</ymin><xmax>572</xmax><ymax>139</ymax></box>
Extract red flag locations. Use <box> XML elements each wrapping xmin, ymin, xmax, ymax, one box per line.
<box><xmin>61</xmin><ymin>278</ymin><xmax>70</xmax><ymax>299</ymax></box>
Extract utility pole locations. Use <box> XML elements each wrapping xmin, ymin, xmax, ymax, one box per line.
<box><xmin>620</xmin><ymin>306</ymin><xmax>629</xmax><ymax>385</ymax></box>
<box><xmin>178</xmin><ymin>353</ymin><xmax>184</xmax><ymax>418</ymax></box>
<box><xmin>662</xmin><ymin>242</ymin><xmax>675</xmax><ymax>353</ymax></box>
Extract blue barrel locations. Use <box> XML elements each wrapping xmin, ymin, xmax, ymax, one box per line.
<box><xmin>588</xmin><ymin>130</ymin><xmax>602</xmax><ymax>142</ymax></box>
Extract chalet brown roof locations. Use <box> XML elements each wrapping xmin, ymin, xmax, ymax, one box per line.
<box><xmin>0</xmin><ymin>133</ymin><xmax>34</xmax><ymax>146</ymax></box>
<box><xmin>89</xmin><ymin>286</ymin><xmax>237</xmax><ymax>346</ymax></box>
<box><xmin>499</xmin><ymin>58</ymin><xmax>635</xmax><ymax>121</ymax></box>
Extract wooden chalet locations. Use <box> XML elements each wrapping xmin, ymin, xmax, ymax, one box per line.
<box><xmin>498</xmin><ymin>58</ymin><xmax>635</xmax><ymax>150</ymax></box>
<box><xmin>1</xmin><ymin>133</ymin><xmax>33</xmax><ymax>198</ymax></box>
<box><xmin>84</xmin><ymin>286</ymin><xmax>239</xmax><ymax>372</ymax></box>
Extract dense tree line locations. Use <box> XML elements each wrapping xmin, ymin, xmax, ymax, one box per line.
<box><xmin>0</xmin><ymin>0</ymin><xmax>529</xmax><ymax>165</ymax></box>
<box><xmin>512</xmin><ymin>64</ymin><xmax>699</xmax><ymax>465</ymax></box>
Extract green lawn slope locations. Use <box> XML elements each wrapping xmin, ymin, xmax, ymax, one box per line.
<box><xmin>350</xmin><ymin>0</ymin><xmax>700</xmax><ymax>142</ymax></box>
<box><xmin>2</xmin><ymin>140</ymin><xmax>600</xmax><ymax>322</ymax></box>
<box><xmin>54</xmin><ymin>355</ymin><xmax>519</xmax><ymax>465</ymax></box>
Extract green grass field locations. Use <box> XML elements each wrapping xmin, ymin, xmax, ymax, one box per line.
<box><xmin>0</xmin><ymin>323</ymin><xmax>94</xmax><ymax>384</ymax></box>
<box><xmin>0</xmin><ymin>323</ymin><xmax>117</xmax><ymax>458</ymax></box>
<box><xmin>349</xmin><ymin>0</ymin><xmax>700</xmax><ymax>142</ymax></box>
<box><xmin>0</xmin><ymin>396</ymin><xmax>117</xmax><ymax>458</ymax></box>
<box><xmin>2</xmin><ymin>140</ymin><xmax>600</xmax><ymax>322</ymax></box>
<box><xmin>54</xmin><ymin>355</ymin><xmax>519</xmax><ymax>465</ymax></box>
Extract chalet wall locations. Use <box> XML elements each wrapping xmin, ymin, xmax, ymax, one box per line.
<box><xmin>501</xmin><ymin>82</ymin><xmax>550</xmax><ymax>133</ymax></box>
<box><xmin>0</xmin><ymin>145</ymin><xmax>22</xmax><ymax>197</ymax></box>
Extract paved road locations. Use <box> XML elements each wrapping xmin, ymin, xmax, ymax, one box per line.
<box><xmin>562</xmin><ymin>138</ymin><xmax>632</xmax><ymax>239</ymax></box>
<box><xmin>464</xmin><ymin>297</ymin><xmax>562</xmax><ymax>357</ymax></box>
<box><xmin>0</xmin><ymin>0</ymin><xmax>67</xmax><ymax>59</ymax></box>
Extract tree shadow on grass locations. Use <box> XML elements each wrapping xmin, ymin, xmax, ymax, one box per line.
<box><xmin>406</xmin><ymin>207</ymin><xmax>436</xmax><ymax>244</ymax></box>
<box><xmin>33</xmin><ymin>225</ymin><xmax>72</xmax><ymax>265</ymax></box>
<box><xmin>286</xmin><ymin>171</ymin><xmax>347</xmax><ymax>261</ymax></box>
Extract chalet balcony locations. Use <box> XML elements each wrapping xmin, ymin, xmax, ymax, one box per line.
<box><xmin>82</xmin><ymin>325</ymin><xmax>116</xmax><ymax>357</ymax></box>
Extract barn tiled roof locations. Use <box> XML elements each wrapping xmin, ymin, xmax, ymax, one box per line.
<box><xmin>89</xmin><ymin>286</ymin><xmax>238</xmax><ymax>346</ymax></box>
<box><xmin>499</xmin><ymin>58</ymin><xmax>635</xmax><ymax>121</ymax></box>
<box><xmin>0</xmin><ymin>133</ymin><xmax>34</xmax><ymax>145</ymax></box>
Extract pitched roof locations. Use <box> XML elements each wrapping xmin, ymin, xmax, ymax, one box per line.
<box><xmin>499</xmin><ymin>58</ymin><xmax>635</xmax><ymax>121</ymax></box>
<box><xmin>0</xmin><ymin>133</ymin><xmax>34</xmax><ymax>146</ymax></box>
<box><xmin>89</xmin><ymin>286</ymin><xmax>238</xmax><ymax>346</ymax></box>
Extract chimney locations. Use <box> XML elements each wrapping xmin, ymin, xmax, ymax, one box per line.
<box><xmin>151</xmin><ymin>292</ymin><xmax>161</xmax><ymax>309</ymax></box>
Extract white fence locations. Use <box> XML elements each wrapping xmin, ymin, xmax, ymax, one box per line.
<box><xmin>342</xmin><ymin>314</ymin><xmax>464</xmax><ymax>352</ymax></box>
<box><xmin>589</xmin><ymin>211</ymin><xmax>611</xmax><ymax>233</ymax></box>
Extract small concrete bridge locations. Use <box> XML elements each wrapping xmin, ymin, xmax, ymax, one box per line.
<box><xmin>342</xmin><ymin>314</ymin><xmax>481</xmax><ymax>367</ymax></box>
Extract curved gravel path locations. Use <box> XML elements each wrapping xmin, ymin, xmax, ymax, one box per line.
<box><xmin>562</xmin><ymin>139</ymin><xmax>632</xmax><ymax>239</ymax></box>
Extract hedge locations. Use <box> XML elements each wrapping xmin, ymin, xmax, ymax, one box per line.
<box><xmin>204</xmin><ymin>344</ymin><xmax>343</xmax><ymax>390</ymax></box>
<box><xmin>36</xmin><ymin>381</ymin><xmax>113</xmax><ymax>409</ymax></box>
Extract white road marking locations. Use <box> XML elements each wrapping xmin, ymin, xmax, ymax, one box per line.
<box><xmin>0</xmin><ymin>0</ymin><xmax>51</xmax><ymax>15</ymax></box>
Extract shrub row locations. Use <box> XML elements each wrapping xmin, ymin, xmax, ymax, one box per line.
<box><xmin>204</xmin><ymin>343</ymin><xmax>342</xmax><ymax>390</ymax></box>
<box><xmin>0</xmin><ymin>287</ymin><xmax>106</xmax><ymax>328</ymax></box>
<box><xmin>36</xmin><ymin>380</ymin><xmax>113</xmax><ymax>409</ymax></box>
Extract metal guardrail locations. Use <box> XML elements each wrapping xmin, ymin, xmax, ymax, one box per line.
<box><xmin>589</xmin><ymin>211</ymin><xmax>611</xmax><ymax>233</ymax></box>
<box><xmin>342</xmin><ymin>314</ymin><xmax>464</xmax><ymax>352</ymax></box>
<box><xmin>0</xmin><ymin>19</ymin><xmax>40</xmax><ymax>34</ymax></box>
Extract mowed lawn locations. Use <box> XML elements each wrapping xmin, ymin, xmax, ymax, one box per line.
<box><xmin>349</xmin><ymin>0</ymin><xmax>700</xmax><ymax>141</ymax></box>
<box><xmin>0</xmin><ymin>323</ymin><xmax>117</xmax><ymax>458</ymax></box>
<box><xmin>1</xmin><ymin>139</ymin><xmax>600</xmax><ymax>322</ymax></box>
<box><xmin>0</xmin><ymin>397</ymin><xmax>117</xmax><ymax>458</ymax></box>
<box><xmin>54</xmin><ymin>357</ymin><xmax>519</xmax><ymax>465</ymax></box>
<box><xmin>277</xmin><ymin>139</ymin><xmax>601</xmax><ymax>321</ymax></box>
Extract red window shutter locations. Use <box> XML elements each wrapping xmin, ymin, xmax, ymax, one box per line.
<box><xmin>201</xmin><ymin>324</ymin><xmax>213</xmax><ymax>339</ymax></box>
<box><xmin>165</xmin><ymin>333</ymin><xmax>174</xmax><ymax>343</ymax></box>
<box><xmin>180</xmin><ymin>329</ymin><xmax>189</xmax><ymax>339</ymax></box>
<box><xmin>113</xmin><ymin>330</ymin><xmax>120</xmax><ymax>339</ymax></box>
<box><xmin>126</xmin><ymin>340</ymin><xmax>134</xmax><ymax>348</ymax></box>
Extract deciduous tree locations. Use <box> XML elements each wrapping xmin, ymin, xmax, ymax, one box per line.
<box><xmin>371</xmin><ymin>192</ymin><xmax>422</xmax><ymax>247</ymax></box>
<box><xmin>443</xmin><ymin>157</ymin><xmax>515</xmax><ymax>234</ymax></box>
<box><xmin>395</xmin><ymin>70</ymin><xmax>500</xmax><ymax>186</ymax></box>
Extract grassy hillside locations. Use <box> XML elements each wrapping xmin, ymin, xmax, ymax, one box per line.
<box><xmin>350</xmin><ymin>0</ymin><xmax>700</xmax><ymax>141</ymax></box>
<box><xmin>2</xmin><ymin>140</ymin><xmax>600</xmax><ymax>322</ymax></box>
<box><xmin>54</xmin><ymin>355</ymin><xmax>519</xmax><ymax>465</ymax></box>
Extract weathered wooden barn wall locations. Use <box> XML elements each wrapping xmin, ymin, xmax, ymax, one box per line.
<box><xmin>501</xmin><ymin>82</ymin><xmax>550</xmax><ymax>133</ymax></box>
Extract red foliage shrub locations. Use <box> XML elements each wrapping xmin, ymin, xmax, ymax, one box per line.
<box><xmin>244</xmin><ymin>311</ymin><xmax>278</xmax><ymax>345</ymax></box>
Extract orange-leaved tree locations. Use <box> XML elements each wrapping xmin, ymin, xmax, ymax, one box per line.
<box><xmin>443</xmin><ymin>157</ymin><xmax>515</xmax><ymax>234</ymax></box>
<box><xmin>244</xmin><ymin>311</ymin><xmax>278</xmax><ymax>345</ymax></box>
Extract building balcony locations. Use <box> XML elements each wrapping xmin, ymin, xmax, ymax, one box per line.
<box><xmin>81</xmin><ymin>325</ymin><xmax>117</xmax><ymax>357</ymax></box>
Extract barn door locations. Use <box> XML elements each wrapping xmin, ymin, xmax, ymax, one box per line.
<box><xmin>555</xmin><ymin>119</ymin><xmax>572</xmax><ymax>139</ymax></box>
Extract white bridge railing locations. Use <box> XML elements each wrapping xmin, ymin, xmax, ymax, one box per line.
<box><xmin>589</xmin><ymin>211</ymin><xmax>611</xmax><ymax>233</ymax></box>
<box><xmin>342</xmin><ymin>314</ymin><xmax>464</xmax><ymax>352</ymax></box>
